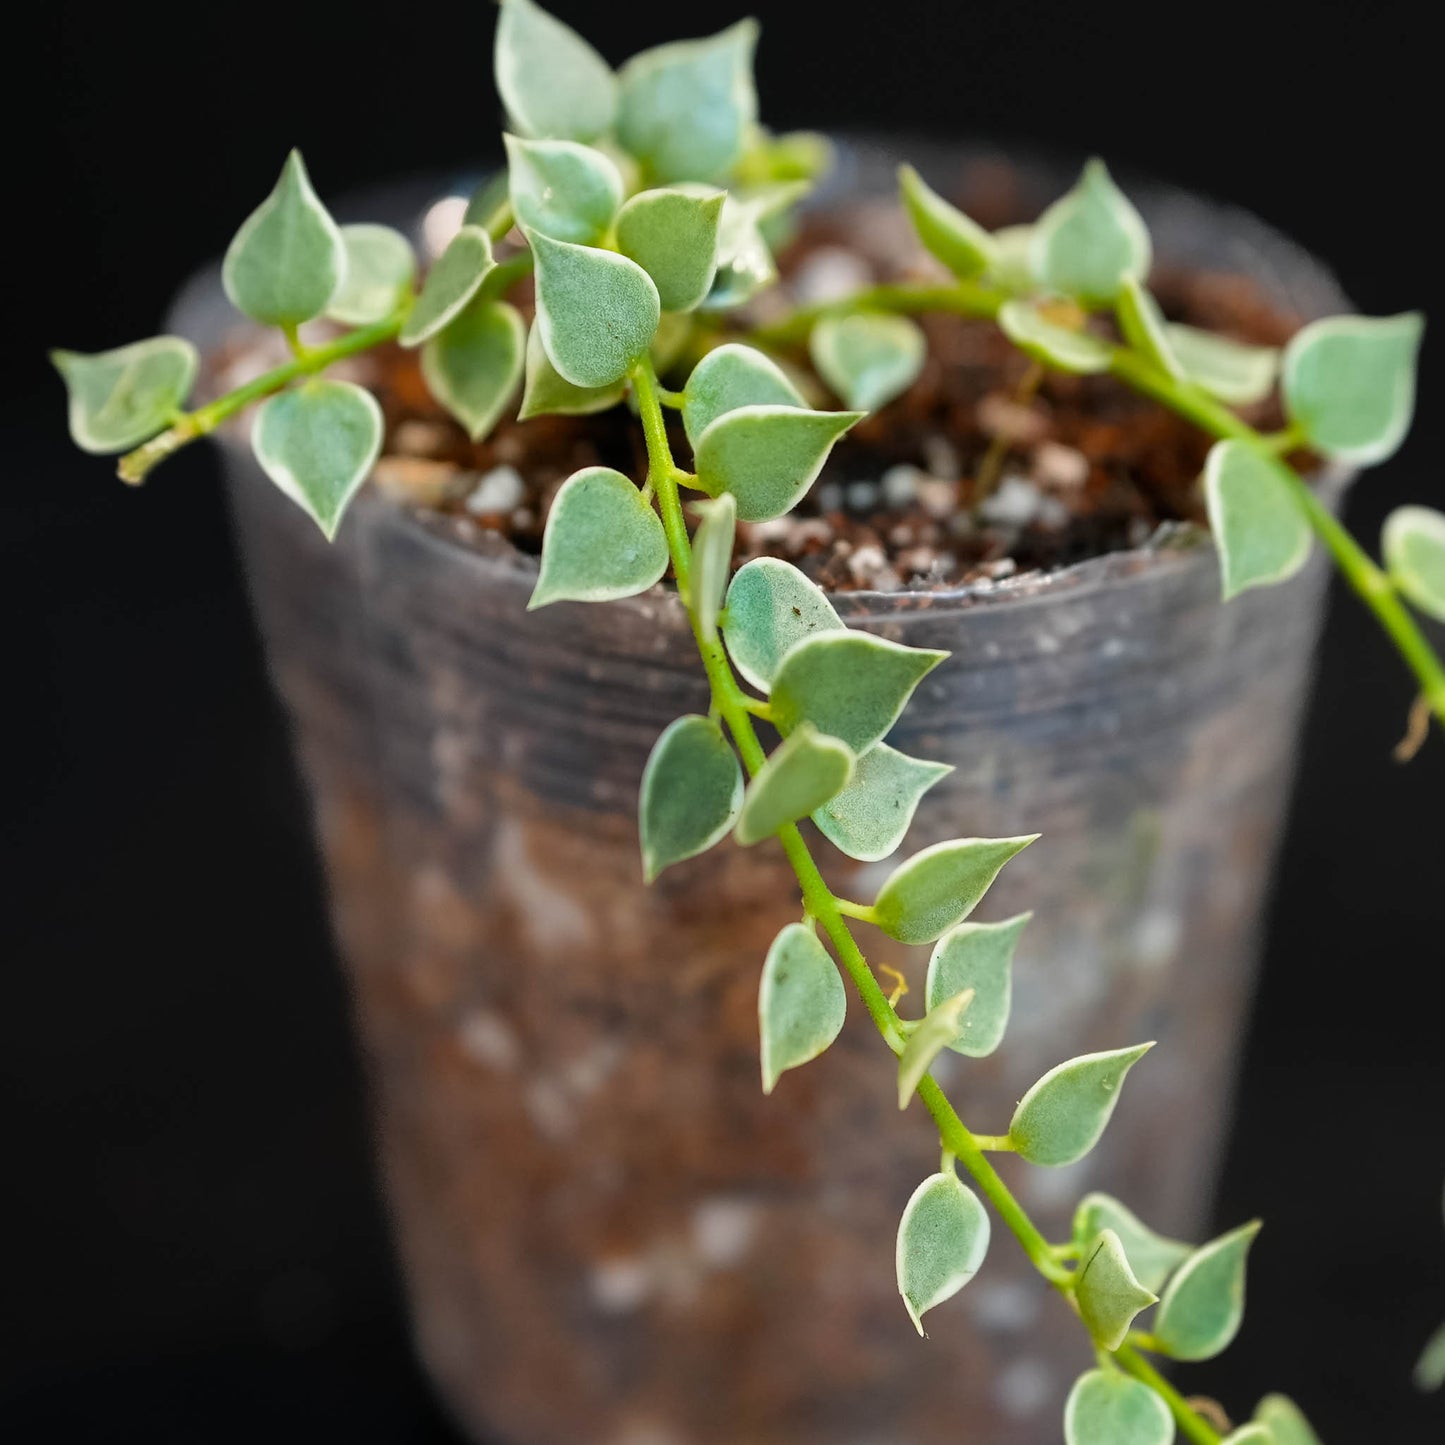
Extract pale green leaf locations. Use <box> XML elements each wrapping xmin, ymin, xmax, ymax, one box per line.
<box><xmin>873</xmin><ymin>836</ymin><xmax>1037</xmax><ymax>946</ymax></box>
<box><xmin>530</xmin><ymin>466</ymin><xmax>668</xmax><ymax>608</ymax></box>
<box><xmin>1203</xmin><ymin>440</ymin><xmax>1311</xmax><ymax>600</ymax></box>
<box><xmin>1164</xmin><ymin>324</ymin><xmax>1279</xmax><ymax>406</ymax></box>
<box><xmin>1282</xmin><ymin>312</ymin><xmax>1423</xmax><ymax>464</ymax></box>
<box><xmin>530</xmin><ymin>230</ymin><xmax>660</xmax><ymax>388</ymax></box>
<box><xmin>810</xmin><ymin>313</ymin><xmax>927</xmax><ymax>412</ymax></box>
<box><xmin>813</xmin><ymin>744</ymin><xmax>951</xmax><ymax>863</ymax></box>
<box><xmin>639</xmin><ymin>714</ymin><xmax>743</xmax><ymax>882</ymax></box>
<box><xmin>1255</xmin><ymin>1394</ymin><xmax>1324</xmax><ymax>1443</ymax></box>
<box><xmin>988</xmin><ymin>224</ymin><xmax>1039</xmax><ymax>293</ymax></box>
<box><xmin>1416</xmin><ymin>1322</ymin><xmax>1445</xmax><ymax>1392</ymax></box>
<box><xmin>758</xmin><ymin>921</ymin><xmax>846</xmax><ymax>1093</ymax></box>
<box><xmin>1072</xmin><ymin>1193</ymin><xmax>1191</xmax><ymax>1294</ymax></box>
<box><xmin>1221</xmin><ymin>1429</ymin><xmax>1272</xmax><ymax>1445</ymax></box>
<box><xmin>252</xmin><ymin>380</ymin><xmax>382</xmax><ymax>540</ymax></box>
<box><xmin>1383</xmin><ymin>505</ymin><xmax>1445</xmax><ymax>622</ymax></box>
<box><xmin>1153</xmin><ymin>1221</ymin><xmax>1261</xmax><ymax>1361</ymax></box>
<box><xmin>1008</xmin><ymin>1043</ymin><xmax>1153</xmax><ymax>1167</ymax></box>
<box><xmin>463</xmin><ymin>171</ymin><xmax>513</xmax><ymax>236</ymax></box>
<box><xmin>721</xmin><ymin>557</ymin><xmax>843</xmax><ymax>692</ymax></box>
<box><xmin>770</xmin><ymin>632</ymin><xmax>946</xmax><ymax>755</ymax></box>
<box><xmin>617</xmin><ymin>187</ymin><xmax>725</xmax><ymax>312</ymax></box>
<box><xmin>999</xmin><ymin>300</ymin><xmax>1114</xmax><ymax>374</ymax></box>
<box><xmin>400</xmin><ymin>226</ymin><xmax>496</xmax><ymax>347</ymax></box>
<box><xmin>696</xmin><ymin>405</ymin><xmax>863</xmax><ymax>522</ymax></box>
<box><xmin>420</xmin><ymin>299</ymin><xmax>526</xmax><ymax>441</ymax></box>
<box><xmin>1064</xmin><ymin>1370</ymin><xmax>1175</xmax><ymax>1445</ymax></box>
<box><xmin>1032</xmin><ymin>158</ymin><xmax>1152</xmax><ymax>305</ymax></box>
<box><xmin>897</xmin><ymin>988</ymin><xmax>973</xmax><ymax>1108</ymax></box>
<box><xmin>924</xmin><ymin>913</ymin><xmax>1029</xmax><ymax>1057</ymax></box>
<box><xmin>616</xmin><ymin>19</ymin><xmax>759</xmax><ymax>184</ymax></box>
<box><xmin>1116</xmin><ymin>277</ymin><xmax>1183</xmax><ymax>378</ymax></box>
<box><xmin>736</xmin><ymin>724</ymin><xmax>854</xmax><ymax>847</ymax></box>
<box><xmin>700</xmin><ymin>182</ymin><xmax>804</xmax><ymax>309</ymax></box>
<box><xmin>733</xmin><ymin>128</ymin><xmax>833</xmax><ymax>187</ymax></box>
<box><xmin>518</xmin><ymin>323</ymin><xmax>626</xmax><ymax>419</ymax></box>
<box><xmin>896</xmin><ymin>1171</ymin><xmax>990</xmax><ymax>1334</ymax></box>
<box><xmin>682</xmin><ymin>342</ymin><xmax>805</xmax><ymax>447</ymax></box>
<box><xmin>494</xmin><ymin>0</ymin><xmax>617</xmax><ymax>143</ymax></box>
<box><xmin>898</xmin><ymin>164</ymin><xmax>995</xmax><ymax>279</ymax></box>
<box><xmin>51</xmin><ymin>337</ymin><xmax>197</xmax><ymax>454</ymax></box>
<box><xmin>327</xmin><ymin>224</ymin><xmax>415</xmax><ymax>326</ymax></box>
<box><xmin>689</xmin><ymin>492</ymin><xmax>735</xmax><ymax>642</ymax></box>
<box><xmin>1076</xmin><ymin>1229</ymin><xmax>1159</xmax><ymax>1351</ymax></box>
<box><xmin>504</xmin><ymin>135</ymin><xmax>623</xmax><ymax>245</ymax></box>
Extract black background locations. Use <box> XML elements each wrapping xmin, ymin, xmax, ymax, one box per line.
<box><xmin>4</xmin><ymin>1</ymin><xmax>1443</xmax><ymax>1440</ymax></box>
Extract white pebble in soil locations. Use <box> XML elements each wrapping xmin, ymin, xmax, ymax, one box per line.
<box><xmin>845</xmin><ymin>479</ymin><xmax>879</xmax><ymax>512</ymax></box>
<box><xmin>790</xmin><ymin>245</ymin><xmax>874</xmax><ymax>305</ymax></box>
<box><xmin>465</xmin><ymin>464</ymin><xmax>526</xmax><ymax>516</ymax></box>
<box><xmin>881</xmin><ymin>463</ymin><xmax>926</xmax><ymax>509</ymax></box>
<box><xmin>979</xmin><ymin>476</ymin><xmax>1044</xmax><ymax>528</ymax></box>
<box><xmin>691</xmin><ymin>1197</ymin><xmax>760</xmax><ymax>1268</ymax></box>
<box><xmin>591</xmin><ymin>1256</ymin><xmax>653</xmax><ymax>1314</ymax></box>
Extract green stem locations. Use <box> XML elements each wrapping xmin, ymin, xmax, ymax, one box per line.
<box><xmin>1115</xmin><ymin>1344</ymin><xmax>1223</xmax><ymax>1445</ymax></box>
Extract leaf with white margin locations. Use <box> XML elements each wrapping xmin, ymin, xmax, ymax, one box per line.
<box><xmin>897</xmin><ymin>988</ymin><xmax>973</xmax><ymax>1108</ymax></box>
<box><xmin>811</xmin><ymin>313</ymin><xmax>927</xmax><ymax>412</ymax></box>
<box><xmin>617</xmin><ymin>187</ymin><xmax>725</xmax><ymax>312</ymax></box>
<box><xmin>814</xmin><ymin>744</ymin><xmax>951</xmax><ymax>863</ymax></box>
<box><xmin>758</xmin><ymin>921</ymin><xmax>846</xmax><ymax>1094</ymax></box>
<box><xmin>252</xmin><ymin>380</ymin><xmax>382</xmax><ymax>540</ymax></box>
<box><xmin>327</xmin><ymin>224</ymin><xmax>415</xmax><ymax>326</ymax></box>
<box><xmin>1254</xmin><ymin>1394</ymin><xmax>1324</xmax><ymax>1444</ymax></box>
<box><xmin>721</xmin><ymin>557</ymin><xmax>843</xmax><ymax>692</ymax></box>
<box><xmin>420</xmin><ymin>299</ymin><xmax>526</xmax><ymax>441</ymax></box>
<box><xmin>504</xmin><ymin>135</ymin><xmax>624</xmax><ymax>246</ymax></box>
<box><xmin>51</xmin><ymin>337</ymin><xmax>197</xmax><ymax>453</ymax></box>
<box><xmin>1203</xmin><ymin>440</ymin><xmax>1311</xmax><ymax>600</ymax></box>
<box><xmin>1153</xmin><ymin>1220</ymin><xmax>1261</xmax><ymax>1361</ymax></box>
<box><xmin>682</xmin><ymin>343</ymin><xmax>805</xmax><ymax>447</ymax></box>
<box><xmin>1008</xmin><ymin>1043</ymin><xmax>1153</xmax><ymax>1166</ymax></box>
<box><xmin>530</xmin><ymin>231</ymin><xmax>660</xmax><ymax>388</ymax></box>
<box><xmin>464</xmin><ymin>170</ymin><xmax>513</xmax><ymax>236</ymax></box>
<box><xmin>988</xmin><ymin>225</ymin><xmax>1039</xmax><ymax>293</ymax></box>
<box><xmin>898</xmin><ymin>164</ymin><xmax>995</xmax><ymax>279</ymax></box>
<box><xmin>690</xmin><ymin>493</ymin><xmax>736</xmax><ymax>644</ymax></box>
<box><xmin>924</xmin><ymin>913</ymin><xmax>1029</xmax><ymax>1057</ymax></box>
<box><xmin>1064</xmin><ymin>1370</ymin><xmax>1175</xmax><ymax>1445</ymax></box>
<box><xmin>1282</xmin><ymin>312</ymin><xmax>1423</xmax><ymax>464</ymax></box>
<box><xmin>1116</xmin><ymin>277</ymin><xmax>1183</xmax><ymax>378</ymax></box>
<box><xmin>1383</xmin><ymin>505</ymin><xmax>1445</xmax><ymax>622</ymax></box>
<box><xmin>1221</xmin><ymin>1429</ymin><xmax>1272</xmax><ymax>1445</ymax></box>
<box><xmin>999</xmin><ymin>300</ymin><xmax>1114</xmax><ymax>374</ymax></box>
<box><xmin>400</xmin><ymin>226</ymin><xmax>496</xmax><ymax>347</ymax></box>
<box><xmin>494</xmin><ymin>0</ymin><xmax>617</xmax><ymax>143</ymax></box>
<box><xmin>770</xmin><ymin>632</ymin><xmax>946</xmax><ymax>755</ymax></box>
<box><xmin>518</xmin><ymin>324</ymin><xmax>626</xmax><ymax>420</ymax></box>
<box><xmin>1164</xmin><ymin>324</ymin><xmax>1280</xmax><ymax>406</ymax></box>
<box><xmin>1071</xmin><ymin>1193</ymin><xmax>1191</xmax><ymax>1294</ymax></box>
<box><xmin>701</xmin><ymin>182</ymin><xmax>806</xmax><ymax>309</ymax></box>
<box><xmin>873</xmin><ymin>836</ymin><xmax>1037</xmax><ymax>946</ymax></box>
<box><xmin>1075</xmin><ymin>1229</ymin><xmax>1159</xmax><ymax>1351</ymax></box>
<box><xmin>896</xmin><ymin>1171</ymin><xmax>990</xmax><ymax>1334</ymax></box>
<box><xmin>736</xmin><ymin>724</ymin><xmax>855</xmax><ymax>847</ymax></box>
<box><xmin>616</xmin><ymin>19</ymin><xmax>759</xmax><ymax>184</ymax></box>
<box><xmin>530</xmin><ymin>466</ymin><xmax>668</xmax><ymax>609</ymax></box>
<box><xmin>1032</xmin><ymin>158</ymin><xmax>1152</xmax><ymax>305</ymax></box>
<box><xmin>695</xmin><ymin>405</ymin><xmax>863</xmax><ymax>522</ymax></box>
<box><xmin>640</xmin><ymin>714</ymin><xmax>743</xmax><ymax>882</ymax></box>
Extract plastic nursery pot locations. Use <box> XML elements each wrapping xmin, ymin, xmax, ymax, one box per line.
<box><xmin>174</xmin><ymin>142</ymin><xmax>1351</xmax><ymax>1445</ymax></box>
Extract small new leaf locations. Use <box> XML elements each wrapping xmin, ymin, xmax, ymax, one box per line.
<box><xmin>504</xmin><ymin>135</ymin><xmax>624</xmax><ymax>246</ymax></box>
<box><xmin>1383</xmin><ymin>505</ymin><xmax>1445</xmax><ymax>622</ymax></box>
<box><xmin>896</xmin><ymin>1172</ymin><xmax>990</xmax><ymax>1334</ymax></box>
<box><xmin>1075</xmin><ymin>1229</ymin><xmax>1159</xmax><ymax>1351</ymax></box>
<box><xmin>1008</xmin><ymin>1043</ymin><xmax>1153</xmax><ymax>1167</ymax></box>
<box><xmin>1064</xmin><ymin>1370</ymin><xmax>1175</xmax><ymax>1445</ymax></box>
<box><xmin>873</xmin><ymin>836</ymin><xmax>1036</xmax><ymax>946</ymax></box>
<box><xmin>998</xmin><ymin>300</ymin><xmax>1114</xmax><ymax>374</ymax></box>
<box><xmin>640</xmin><ymin>714</ymin><xmax>743</xmax><ymax>882</ymax></box>
<box><xmin>1164</xmin><ymin>324</ymin><xmax>1279</xmax><ymax>406</ymax></box>
<box><xmin>897</xmin><ymin>988</ymin><xmax>973</xmax><ymax>1108</ymax></box>
<box><xmin>682</xmin><ymin>343</ymin><xmax>805</xmax><ymax>447</ymax></box>
<box><xmin>518</xmin><ymin>324</ymin><xmax>626</xmax><ymax>419</ymax></box>
<box><xmin>400</xmin><ymin>227</ymin><xmax>496</xmax><ymax>347</ymax></box>
<box><xmin>1254</xmin><ymin>1394</ymin><xmax>1324</xmax><ymax>1445</ymax></box>
<box><xmin>223</xmin><ymin>151</ymin><xmax>345</xmax><ymax>328</ymax></box>
<box><xmin>758</xmin><ymin>921</ymin><xmax>846</xmax><ymax>1093</ymax></box>
<box><xmin>530</xmin><ymin>466</ymin><xmax>668</xmax><ymax>608</ymax></box>
<box><xmin>810</xmin><ymin>313</ymin><xmax>927</xmax><ymax>412</ymax></box>
<box><xmin>252</xmin><ymin>380</ymin><xmax>382</xmax><ymax>540</ymax></box>
<box><xmin>721</xmin><ymin>557</ymin><xmax>843</xmax><ymax>691</ymax></box>
<box><xmin>51</xmin><ymin>337</ymin><xmax>198</xmax><ymax>454</ymax></box>
<box><xmin>689</xmin><ymin>492</ymin><xmax>736</xmax><ymax>642</ymax></box>
<box><xmin>1071</xmin><ymin>1193</ymin><xmax>1191</xmax><ymax>1294</ymax></box>
<box><xmin>617</xmin><ymin>188</ymin><xmax>725</xmax><ymax>312</ymax></box>
<box><xmin>420</xmin><ymin>299</ymin><xmax>526</xmax><ymax>441</ymax></box>
<box><xmin>898</xmin><ymin>164</ymin><xmax>995</xmax><ymax>279</ymax></box>
<box><xmin>494</xmin><ymin>0</ymin><xmax>617</xmax><ymax>143</ymax></box>
<box><xmin>813</xmin><ymin>744</ymin><xmax>951</xmax><ymax>863</ymax></box>
<box><xmin>1153</xmin><ymin>1221</ymin><xmax>1261</xmax><ymax>1361</ymax></box>
<box><xmin>736</xmin><ymin>725</ymin><xmax>854</xmax><ymax>847</ymax></box>
<box><xmin>988</xmin><ymin>225</ymin><xmax>1039</xmax><ymax>293</ymax></box>
<box><xmin>924</xmin><ymin>913</ymin><xmax>1030</xmax><ymax>1058</ymax></box>
<box><xmin>1032</xmin><ymin>158</ymin><xmax>1152</xmax><ymax>305</ymax></box>
<box><xmin>702</xmin><ymin>184</ymin><xmax>800</xmax><ymax>309</ymax></box>
<box><xmin>1203</xmin><ymin>440</ymin><xmax>1312</xmax><ymax>599</ymax></box>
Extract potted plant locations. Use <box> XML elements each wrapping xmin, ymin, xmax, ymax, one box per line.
<box><xmin>50</xmin><ymin>3</ymin><xmax>1441</xmax><ymax>1441</ymax></box>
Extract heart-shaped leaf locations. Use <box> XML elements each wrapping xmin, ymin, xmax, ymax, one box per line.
<box><xmin>530</xmin><ymin>466</ymin><xmax>668</xmax><ymax>609</ymax></box>
<box><xmin>999</xmin><ymin>300</ymin><xmax>1114</xmax><ymax>374</ymax></box>
<box><xmin>813</xmin><ymin>743</ymin><xmax>951</xmax><ymax>863</ymax></box>
<box><xmin>873</xmin><ymin>836</ymin><xmax>1037</xmax><ymax>946</ymax></box>
<box><xmin>640</xmin><ymin>714</ymin><xmax>743</xmax><ymax>882</ymax></box>
<box><xmin>988</xmin><ymin>224</ymin><xmax>1039</xmax><ymax>293</ymax></box>
<box><xmin>504</xmin><ymin>135</ymin><xmax>624</xmax><ymax>245</ymax></box>
<box><xmin>897</xmin><ymin>988</ymin><xmax>973</xmax><ymax>1108</ymax></box>
<box><xmin>1203</xmin><ymin>440</ymin><xmax>1312</xmax><ymax>600</ymax></box>
<box><xmin>1075</xmin><ymin>1229</ymin><xmax>1159</xmax><ymax>1351</ymax></box>
<box><xmin>1153</xmin><ymin>1221</ymin><xmax>1261</xmax><ymax>1361</ymax></box>
<box><xmin>1253</xmin><ymin>1395</ymin><xmax>1323</xmax><ymax>1445</ymax></box>
<box><xmin>617</xmin><ymin>187</ymin><xmax>725</xmax><ymax>312</ymax></box>
<box><xmin>925</xmin><ymin>913</ymin><xmax>1030</xmax><ymax>1057</ymax></box>
<box><xmin>1383</xmin><ymin>505</ymin><xmax>1445</xmax><ymax>622</ymax></box>
<box><xmin>400</xmin><ymin>226</ymin><xmax>496</xmax><ymax>347</ymax></box>
<box><xmin>1032</xmin><ymin>158</ymin><xmax>1152</xmax><ymax>306</ymax></box>
<box><xmin>1164</xmin><ymin>324</ymin><xmax>1279</xmax><ymax>406</ymax></box>
<box><xmin>530</xmin><ymin>231</ymin><xmax>661</xmax><ymax>388</ymax></box>
<box><xmin>327</xmin><ymin>224</ymin><xmax>416</xmax><ymax>326</ymax></box>
<box><xmin>701</xmin><ymin>184</ymin><xmax>802</xmax><ymax>309</ymax></box>
<box><xmin>1008</xmin><ymin>1043</ymin><xmax>1153</xmax><ymax>1166</ymax></box>
<box><xmin>420</xmin><ymin>299</ymin><xmax>526</xmax><ymax>441</ymax></box>
<box><xmin>1115</xmin><ymin>277</ymin><xmax>1183</xmax><ymax>379</ymax></box>
<box><xmin>896</xmin><ymin>1171</ymin><xmax>991</xmax><ymax>1334</ymax></box>
<box><xmin>758</xmin><ymin>921</ymin><xmax>846</xmax><ymax>1093</ymax></box>
<box><xmin>1282</xmin><ymin>312</ymin><xmax>1423</xmax><ymax>464</ymax></box>
<box><xmin>494</xmin><ymin>0</ymin><xmax>617</xmax><ymax>143</ymax></box>
<box><xmin>810</xmin><ymin>313</ymin><xmax>927</xmax><ymax>412</ymax></box>
<box><xmin>898</xmin><ymin>164</ymin><xmax>995</xmax><ymax>279</ymax></box>
<box><xmin>721</xmin><ymin>557</ymin><xmax>843</xmax><ymax>692</ymax></box>
<box><xmin>222</xmin><ymin>151</ymin><xmax>345</xmax><ymax>328</ymax></box>
<box><xmin>689</xmin><ymin>492</ymin><xmax>736</xmax><ymax>641</ymax></box>
<box><xmin>252</xmin><ymin>380</ymin><xmax>382</xmax><ymax>540</ymax></box>
<box><xmin>1064</xmin><ymin>1370</ymin><xmax>1175</xmax><ymax>1445</ymax></box>
<box><xmin>518</xmin><ymin>323</ymin><xmax>626</xmax><ymax>419</ymax></box>
<box><xmin>1072</xmin><ymin>1193</ymin><xmax>1191</xmax><ymax>1294</ymax></box>
<box><xmin>682</xmin><ymin>343</ymin><xmax>806</xmax><ymax>447</ymax></box>
<box><xmin>736</xmin><ymin>724</ymin><xmax>855</xmax><ymax>846</ymax></box>
<box><xmin>51</xmin><ymin>336</ymin><xmax>198</xmax><ymax>453</ymax></box>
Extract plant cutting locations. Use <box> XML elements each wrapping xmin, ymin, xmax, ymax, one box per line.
<box><xmin>50</xmin><ymin>2</ymin><xmax>1439</xmax><ymax>1442</ymax></box>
